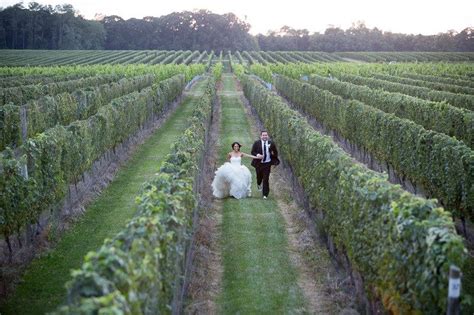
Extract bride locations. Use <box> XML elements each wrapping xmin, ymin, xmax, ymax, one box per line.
<box><xmin>212</xmin><ymin>142</ymin><xmax>263</xmax><ymax>199</ymax></box>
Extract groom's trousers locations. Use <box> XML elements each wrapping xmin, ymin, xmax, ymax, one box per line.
<box><xmin>256</xmin><ymin>163</ymin><xmax>271</xmax><ymax>197</ymax></box>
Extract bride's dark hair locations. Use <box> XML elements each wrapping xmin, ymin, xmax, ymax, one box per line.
<box><xmin>231</xmin><ymin>142</ymin><xmax>242</xmax><ymax>150</ymax></box>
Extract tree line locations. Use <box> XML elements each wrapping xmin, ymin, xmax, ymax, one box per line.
<box><xmin>257</xmin><ymin>23</ymin><xmax>473</xmax><ymax>52</ymax></box>
<box><xmin>0</xmin><ymin>3</ymin><xmax>104</xmax><ymax>49</ymax></box>
<box><xmin>0</xmin><ymin>2</ymin><xmax>472</xmax><ymax>52</ymax></box>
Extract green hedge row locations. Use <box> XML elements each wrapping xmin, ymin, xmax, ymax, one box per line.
<box><xmin>53</xmin><ymin>74</ymin><xmax>216</xmax><ymax>314</ymax></box>
<box><xmin>80</xmin><ymin>51</ymin><xmax>137</xmax><ymax>66</ymax></box>
<box><xmin>275</xmin><ymin>75</ymin><xmax>474</xmax><ymax>222</ymax></box>
<box><xmin>249</xmin><ymin>51</ymin><xmax>268</xmax><ymax>65</ymax></box>
<box><xmin>399</xmin><ymin>72</ymin><xmax>474</xmax><ymax>89</ymax></box>
<box><xmin>194</xmin><ymin>51</ymin><xmax>208</xmax><ymax>64</ymax></box>
<box><xmin>337</xmin><ymin>73</ymin><xmax>474</xmax><ymax>111</ymax></box>
<box><xmin>334</xmin><ymin>52</ymin><xmax>474</xmax><ymax>62</ymax></box>
<box><xmin>307</xmin><ymin>74</ymin><xmax>474</xmax><ymax>149</ymax></box>
<box><xmin>372</xmin><ymin>73</ymin><xmax>474</xmax><ymax>95</ymax></box>
<box><xmin>242</xmin><ymin>51</ymin><xmax>256</xmax><ymax>65</ymax></box>
<box><xmin>266</xmin><ymin>61</ymin><xmax>474</xmax><ymax>82</ymax></box>
<box><xmin>249</xmin><ymin>64</ymin><xmax>273</xmax><ymax>83</ymax></box>
<box><xmin>0</xmin><ymin>64</ymin><xmax>205</xmax><ymax>81</ymax></box>
<box><xmin>266</xmin><ymin>51</ymin><xmax>288</xmax><ymax>63</ymax></box>
<box><xmin>183</xmin><ymin>50</ymin><xmax>200</xmax><ymax>65</ymax></box>
<box><xmin>0</xmin><ymin>72</ymin><xmax>96</xmax><ymax>88</ymax></box>
<box><xmin>240</xmin><ymin>74</ymin><xmax>466</xmax><ymax>313</ymax></box>
<box><xmin>0</xmin><ymin>64</ymin><xmax>206</xmax><ymax>152</ymax></box>
<box><xmin>0</xmin><ymin>74</ymin><xmax>122</xmax><ymax>106</ymax></box>
<box><xmin>258</xmin><ymin>51</ymin><xmax>278</xmax><ymax>64</ymax></box>
<box><xmin>0</xmin><ymin>74</ymin><xmax>157</xmax><ymax>151</ymax></box>
<box><xmin>0</xmin><ymin>74</ymin><xmax>187</xmax><ymax>249</ymax></box>
<box><xmin>284</xmin><ymin>52</ymin><xmax>310</xmax><ymax>63</ymax></box>
<box><xmin>234</xmin><ymin>51</ymin><xmax>245</xmax><ymax>64</ymax></box>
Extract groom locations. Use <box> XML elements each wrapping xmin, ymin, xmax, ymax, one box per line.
<box><xmin>251</xmin><ymin>130</ymin><xmax>279</xmax><ymax>199</ymax></box>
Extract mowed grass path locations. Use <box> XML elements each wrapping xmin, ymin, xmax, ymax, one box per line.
<box><xmin>1</xmin><ymin>79</ymin><xmax>209</xmax><ymax>315</ymax></box>
<box><xmin>217</xmin><ymin>74</ymin><xmax>307</xmax><ymax>313</ymax></box>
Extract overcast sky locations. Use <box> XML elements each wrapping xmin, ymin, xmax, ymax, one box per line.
<box><xmin>1</xmin><ymin>0</ymin><xmax>472</xmax><ymax>35</ymax></box>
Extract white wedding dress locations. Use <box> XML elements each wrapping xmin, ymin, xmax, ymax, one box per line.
<box><xmin>212</xmin><ymin>156</ymin><xmax>252</xmax><ymax>199</ymax></box>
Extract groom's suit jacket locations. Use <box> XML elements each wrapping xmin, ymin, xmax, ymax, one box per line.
<box><xmin>251</xmin><ymin>140</ymin><xmax>279</xmax><ymax>168</ymax></box>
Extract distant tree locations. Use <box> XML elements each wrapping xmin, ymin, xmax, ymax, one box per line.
<box><xmin>101</xmin><ymin>10</ymin><xmax>258</xmax><ymax>51</ymax></box>
<box><xmin>455</xmin><ymin>27</ymin><xmax>474</xmax><ymax>51</ymax></box>
<box><xmin>256</xmin><ymin>26</ymin><xmax>309</xmax><ymax>51</ymax></box>
<box><xmin>101</xmin><ymin>15</ymin><xmax>128</xmax><ymax>49</ymax></box>
<box><xmin>0</xmin><ymin>2</ymin><xmax>105</xmax><ymax>49</ymax></box>
<box><xmin>261</xmin><ymin>22</ymin><xmax>473</xmax><ymax>52</ymax></box>
<box><xmin>0</xmin><ymin>3</ymin><xmax>472</xmax><ymax>52</ymax></box>
<box><xmin>314</xmin><ymin>26</ymin><xmax>346</xmax><ymax>52</ymax></box>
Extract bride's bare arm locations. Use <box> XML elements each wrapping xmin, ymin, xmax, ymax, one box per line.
<box><xmin>241</xmin><ymin>152</ymin><xmax>263</xmax><ymax>159</ymax></box>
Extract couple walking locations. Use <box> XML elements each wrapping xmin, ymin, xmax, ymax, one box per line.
<box><xmin>212</xmin><ymin>131</ymin><xmax>279</xmax><ymax>199</ymax></box>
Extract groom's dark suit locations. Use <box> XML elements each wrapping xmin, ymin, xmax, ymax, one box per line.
<box><xmin>251</xmin><ymin>139</ymin><xmax>279</xmax><ymax>197</ymax></box>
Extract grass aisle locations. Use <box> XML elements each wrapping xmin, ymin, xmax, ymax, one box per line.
<box><xmin>1</xmin><ymin>79</ymin><xmax>209</xmax><ymax>315</ymax></box>
<box><xmin>217</xmin><ymin>74</ymin><xmax>307</xmax><ymax>313</ymax></box>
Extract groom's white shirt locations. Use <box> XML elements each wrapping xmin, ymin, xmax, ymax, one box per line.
<box><xmin>261</xmin><ymin>140</ymin><xmax>271</xmax><ymax>163</ymax></box>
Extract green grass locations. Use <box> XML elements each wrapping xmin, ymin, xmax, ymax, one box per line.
<box><xmin>222</xmin><ymin>73</ymin><xmax>239</xmax><ymax>91</ymax></box>
<box><xmin>1</xmin><ymin>80</ymin><xmax>209</xmax><ymax>315</ymax></box>
<box><xmin>217</xmin><ymin>74</ymin><xmax>307</xmax><ymax>313</ymax></box>
<box><xmin>463</xmin><ymin>258</ymin><xmax>474</xmax><ymax>313</ymax></box>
